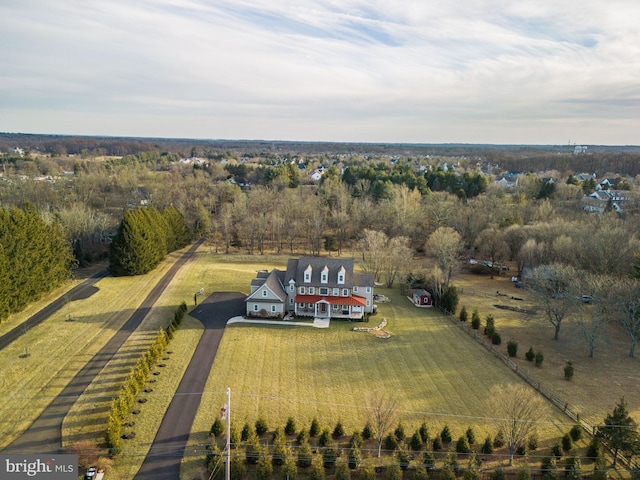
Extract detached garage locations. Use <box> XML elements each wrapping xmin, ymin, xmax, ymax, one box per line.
<box><xmin>412</xmin><ymin>289</ymin><xmax>433</xmax><ymax>307</ymax></box>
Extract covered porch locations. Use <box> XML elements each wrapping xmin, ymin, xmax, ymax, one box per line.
<box><xmin>294</xmin><ymin>294</ymin><xmax>366</xmax><ymax>320</ymax></box>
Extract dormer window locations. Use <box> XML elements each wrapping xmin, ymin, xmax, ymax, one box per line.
<box><xmin>337</xmin><ymin>266</ymin><xmax>346</xmax><ymax>285</ymax></box>
<box><xmin>304</xmin><ymin>265</ymin><xmax>312</xmax><ymax>283</ymax></box>
<box><xmin>321</xmin><ymin>266</ymin><xmax>329</xmax><ymax>284</ymax></box>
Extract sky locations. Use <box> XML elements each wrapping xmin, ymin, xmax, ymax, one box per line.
<box><xmin>1</xmin><ymin>0</ymin><xmax>639</xmax><ymax>145</ymax></box>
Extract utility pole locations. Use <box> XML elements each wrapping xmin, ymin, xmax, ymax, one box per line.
<box><xmin>225</xmin><ymin>387</ymin><xmax>230</xmax><ymax>480</ymax></box>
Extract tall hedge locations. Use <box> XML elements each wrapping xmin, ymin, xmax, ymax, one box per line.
<box><xmin>109</xmin><ymin>206</ymin><xmax>191</xmax><ymax>276</ymax></box>
<box><xmin>0</xmin><ymin>204</ymin><xmax>75</xmax><ymax>321</ymax></box>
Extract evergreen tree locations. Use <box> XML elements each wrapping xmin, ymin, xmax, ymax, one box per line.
<box><xmin>597</xmin><ymin>397</ymin><xmax>640</xmax><ymax>466</ymax></box>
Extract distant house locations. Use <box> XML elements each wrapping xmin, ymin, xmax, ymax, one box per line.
<box><xmin>494</xmin><ymin>173</ymin><xmax>518</xmax><ymax>189</ymax></box>
<box><xmin>411</xmin><ymin>289</ymin><xmax>433</xmax><ymax>307</ymax></box>
<box><xmin>574</xmin><ymin>146</ymin><xmax>588</xmax><ymax>154</ymax></box>
<box><xmin>246</xmin><ymin>257</ymin><xmax>375</xmax><ymax>320</ymax></box>
<box><xmin>310</xmin><ymin>170</ymin><xmax>323</xmax><ymax>182</ymax></box>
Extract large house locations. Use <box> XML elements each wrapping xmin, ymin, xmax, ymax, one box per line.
<box><xmin>245</xmin><ymin>257</ymin><xmax>375</xmax><ymax>320</ymax></box>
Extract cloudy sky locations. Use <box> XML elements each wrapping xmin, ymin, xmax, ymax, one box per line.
<box><xmin>1</xmin><ymin>0</ymin><xmax>639</xmax><ymax>144</ymax></box>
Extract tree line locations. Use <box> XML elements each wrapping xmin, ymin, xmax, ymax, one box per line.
<box><xmin>0</xmin><ymin>204</ymin><xmax>75</xmax><ymax>321</ymax></box>
<box><xmin>109</xmin><ymin>205</ymin><xmax>191</xmax><ymax>276</ymax></box>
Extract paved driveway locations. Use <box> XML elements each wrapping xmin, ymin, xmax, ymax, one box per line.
<box><xmin>134</xmin><ymin>292</ymin><xmax>246</xmax><ymax>480</ymax></box>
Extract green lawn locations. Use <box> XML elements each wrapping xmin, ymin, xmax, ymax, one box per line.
<box><xmin>181</xmin><ymin>253</ymin><xmax>570</xmax><ymax>479</ymax></box>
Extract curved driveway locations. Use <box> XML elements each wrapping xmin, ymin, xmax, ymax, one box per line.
<box><xmin>134</xmin><ymin>292</ymin><xmax>245</xmax><ymax>480</ymax></box>
<box><xmin>3</xmin><ymin>240</ymin><xmax>203</xmax><ymax>454</ymax></box>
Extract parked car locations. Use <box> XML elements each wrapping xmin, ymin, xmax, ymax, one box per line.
<box><xmin>84</xmin><ymin>467</ymin><xmax>97</xmax><ymax>480</ymax></box>
<box><xmin>581</xmin><ymin>295</ymin><xmax>593</xmax><ymax>304</ymax></box>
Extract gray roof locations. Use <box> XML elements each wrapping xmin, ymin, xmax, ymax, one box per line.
<box><xmin>284</xmin><ymin>256</ymin><xmax>374</xmax><ymax>289</ymax></box>
<box><xmin>247</xmin><ymin>269</ymin><xmax>286</xmax><ymax>302</ymax></box>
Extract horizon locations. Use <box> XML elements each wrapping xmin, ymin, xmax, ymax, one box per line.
<box><xmin>1</xmin><ymin>1</ymin><xmax>639</xmax><ymax>145</ymax></box>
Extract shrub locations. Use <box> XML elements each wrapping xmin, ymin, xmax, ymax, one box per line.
<box><xmin>415</xmin><ymin>465</ymin><xmax>429</xmax><ymax>480</ymax></box>
<box><xmin>362</xmin><ymin>422</ymin><xmax>374</xmax><ymax>440</ymax></box>
<box><xmin>516</xmin><ymin>468</ymin><xmax>531</xmax><ymax>480</ymax></box>
<box><xmin>456</xmin><ymin>436</ymin><xmax>471</xmax><ymax>453</ymax></box>
<box><xmin>309</xmin><ymin>417</ymin><xmax>321</xmax><ymax>437</ymax></box>
<box><xmin>528</xmin><ymin>433</ymin><xmax>538</xmax><ymax>451</ymax></box>
<box><xmin>569</xmin><ymin>425</ymin><xmax>583</xmax><ymax>442</ymax></box>
<box><xmin>493</xmin><ymin>430</ymin><xmax>505</xmax><ymax>448</ymax></box>
<box><xmin>271</xmin><ymin>437</ymin><xmax>287</xmax><ymax>467</ymax></box>
<box><xmin>432</xmin><ymin>436</ymin><xmax>442</xmax><ymax>451</ymax></box>
<box><xmin>310</xmin><ymin>454</ymin><xmax>325</xmax><ymax>480</ymax></box>
<box><xmin>440</xmin><ymin>425</ymin><xmax>452</xmax><ymax>443</ymax></box>
<box><xmin>410</xmin><ymin>432</ymin><xmax>423</xmax><ymax>451</ymax></box>
<box><xmin>551</xmin><ymin>442</ymin><xmax>563</xmax><ymax>459</ymax></box>
<box><xmin>347</xmin><ymin>448</ymin><xmax>361</xmax><ymax>470</ymax></box>
<box><xmin>586</xmin><ymin>437</ymin><xmax>601</xmax><ymax>459</ymax></box>
<box><xmin>361</xmin><ymin>464</ymin><xmax>375</xmax><ymax>480</ymax></box>
<box><xmin>322</xmin><ymin>444</ymin><xmax>337</xmax><ymax>469</ymax></box>
<box><xmin>397</xmin><ymin>444</ymin><xmax>411</xmax><ymax>470</ymax></box>
<box><xmin>319</xmin><ymin>429</ymin><xmax>331</xmax><ymax>447</ymax></box>
<box><xmin>525</xmin><ymin>346</ymin><xmax>535</xmax><ymax>361</ymax></box>
<box><xmin>441</xmin><ymin>467</ymin><xmax>456</xmax><ymax>480</ymax></box>
<box><xmin>297</xmin><ymin>442</ymin><xmax>313</xmax><ymax>468</ymax></box>
<box><xmin>255</xmin><ymin>417</ymin><xmax>268</xmax><ymax>436</ymax></box>
<box><xmin>466</xmin><ymin>427</ymin><xmax>476</xmax><ymax>445</ymax></box>
<box><xmin>516</xmin><ymin>444</ymin><xmax>527</xmax><ymax>455</ymax></box>
<box><xmin>471</xmin><ymin>310</ymin><xmax>481</xmax><ymax>329</ymax></box>
<box><xmin>419</xmin><ymin>421</ymin><xmax>429</xmax><ymax>443</ymax></box>
<box><xmin>297</xmin><ymin>429</ymin><xmax>309</xmax><ymax>445</ymax></box>
<box><xmin>481</xmin><ymin>436</ymin><xmax>494</xmax><ymax>454</ymax></box>
<box><xmin>541</xmin><ymin>456</ymin><xmax>558</xmax><ymax>480</ymax></box>
<box><xmin>210</xmin><ymin>418</ymin><xmax>225</xmax><ymax>437</ymax></box>
<box><xmin>492</xmin><ymin>332</ymin><xmax>502</xmax><ymax>345</ymax></box>
<box><xmin>333</xmin><ymin>420</ymin><xmax>346</xmax><ymax>439</ymax></box>
<box><xmin>565</xmin><ymin>455</ymin><xmax>582</xmax><ymax>480</ymax></box>
<box><xmin>257</xmin><ymin>449</ymin><xmax>273</xmax><ymax>480</ymax></box>
<box><xmin>593</xmin><ymin>456</ymin><xmax>609</xmax><ymax>480</ymax></box>
<box><xmin>535</xmin><ymin>351</ymin><xmax>544</xmax><ymax>367</ymax></box>
<box><xmin>440</xmin><ymin>285</ymin><xmax>459</xmax><ymax>314</ymax></box>
<box><xmin>384</xmin><ymin>434</ymin><xmax>398</xmax><ymax>452</ymax></box>
<box><xmin>460</xmin><ymin>306</ymin><xmax>468</xmax><ymax>322</ymax></box>
<box><xmin>386</xmin><ymin>463</ymin><xmax>403</xmax><ymax>480</ymax></box>
<box><xmin>335</xmin><ymin>461</ymin><xmax>351</xmax><ymax>480</ymax></box>
<box><xmin>245</xmin><ymin>436</ymin><xmax>260</xmax><ymax>465</ymax></box>
<box><xmin>562</xmin><ymin>433</ymin><xmax>573</xmax><ymax>452</ymax></box>
<box><xmin>490</xmin><ymin>468</ymin><xmax>506</xmax><ymax>480</ymax></box>
<box><xmin>484</xmin><ymin>315</ymin><xmax>495</xmax><ymax>337</ymax></box>
<box><xmin>507</xmin><ymin>340</ymin><xmax>518</xmax><ymax>357</ymax></box>
<box><xmin>349</xmin><ymin>431</ymin><xmax>363</xmax><ymax>449</ymax></box>
<box><xmin>394</xmin><ymin>422</ymin><xmax>406</xmax><ymax>441</ymax></box>
<box><xmin>423</xmin><ymin>450</ymin><xmax>436</xmax><ymax>470</ymax></box>
<box><xmin>241</xmin><ymin>422</ymin><xmax>252</xmax><ymax>441</ymax></box>
<box><xmin>285</xmin><ymin>417</ymin><xmax>297</xmax><ymax>435</ymax></box>
<box><xmin>564</xmin><ymin>361</ymin><xmax>574</xmax><ymax>380</ymax></box>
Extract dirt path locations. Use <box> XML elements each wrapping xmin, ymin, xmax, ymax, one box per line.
<box><xmin>134</xmin><ymin>292</ymin><xmax>246</xmax><ymax>480</ymax></box>
<box><xmin>2</xmin><ymin>240</ymin><xmax>203</xmax><ymax>455</ymax></box>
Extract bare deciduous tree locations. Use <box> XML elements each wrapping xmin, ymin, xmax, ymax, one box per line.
<box><xmin>611</xmin><ymin>278</ymin><xmax>640</xmax><ymax>358</ymax></box>
<box><xmin>527</xmin><ymin>263</ymin><xmax>579</xmax><ymax>340</ymax></box>
<box><xmin>366</xmin><ymin>392</ymin><xmax>399</xmax><ymax>458</ymax></box>
<box><xmin>474</xmin><ymin>227</ymin><xmax>510</xmax><ymax>279</ymax></box>
<box><xmin>425</xmin><ymin>226</ymin><xmax>463</xmax><ymax>286</ymax></box>
<box><xmin>487</xmin><ymin>384</ymin><xmax>548</xmax><ymax>466</ymax></box>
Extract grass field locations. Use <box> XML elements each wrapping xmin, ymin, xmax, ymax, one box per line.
<box><xmin>454</xmin><ymin>269</ymin><xmax>640</xmax><ymax>426</ymax></box>
<box><xmin>181</xmin><ymin>252</ymin><xmax>573</xmax><ymax>479</ymax></box>
<box><xmin>3</xmin><ymin>247</ymin><xmax>638</xmax><ymax>479</ymax></box>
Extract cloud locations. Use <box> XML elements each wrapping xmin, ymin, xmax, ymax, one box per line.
<box><xmin>0</xmin><ymin>0</ymin><xmax>639</xmax><ymax>143</ymax></box>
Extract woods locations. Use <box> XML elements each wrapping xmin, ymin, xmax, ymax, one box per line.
<box><xmin>0</xmin><ymin>204</ymin><xmax>75</xmax><ymax>321</ymax></box>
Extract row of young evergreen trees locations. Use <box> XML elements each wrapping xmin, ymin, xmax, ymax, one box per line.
<box><xmin>106</xmin><ymin>301</ymin><xmax>188</xmax><ymax>454</ymax></box>
<box><xmin>108</xmin><ymin>205</ymin><xmax>191</xmax><ymax>276</ymax></box>
<box><xmin>0</xmin><ymin>204</ymin><xmax>75</xmax><ymax>321</ymax></box>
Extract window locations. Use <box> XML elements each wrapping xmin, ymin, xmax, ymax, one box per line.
<box><xmin>366</xmin><ymin>300</ymin><xmax>370</xmax><ymax>307</ymax></box>
<box><xmin>353</xmin><ymin>286</ymin><xmax>358</xmax><ymax>293</ymax></box>
<box><xmin>309</xmin><ymin>287</ymin><xmax>315</xmax><ymax>295</ymax></box>
<box><xmin>333</xmin><ymin>288</ymin><xmax>339</xmax><ymax>296</ymax></box>
<box><xmin>262</xmin><ymin>290</ymin><xmax>267</xmax><ymax>297</ymax></box>
<box><xmin>321</xmin><ymin>266</ymin><xmax>329</xmax><ymax>284</ymax></box>
<box><xmin>308</xmin><ymin>303</ymin><xmax>313</xmax><ymax>308</ymax></box>
<box><xmin>332</xmin><ymin>304</ymin><xmax>339</xmax><ymax>311</ymax></box>
<box><xmin>338</xmin><ymin>266</ymin><xmax>345</xmax><ymax>284</ymax></box>
<box><xmin>366</xmin><ymin>286</ymin><xmax>371</xmax><ymax>293</ymax></box>
<box><xmin>304</xmin><ymin>265</ymin><xmax>312</xmax><ymax>283</ymax></box>
<box><xmin>298</xmin><ymin>302</ymin><xmax>305</xmax><ymax>308</ymax></box>
<box><xmin>253</xmin><ymin>304</ymin><xmax>258</xmax><ymax>311</ymax></box>
<box><xmin>319</xmin><ymin>287</ymin><xmax>328</xmax><ymax>296</ymax></box>
<box><xmin>271</xmin><ymin>305</ymin><xmax>276</xmax><ymax>313</ymax></box>
<box><xmin>289</xmin><ymin>298</ymin><xmax>293</xmax><ymax>305</ymax></box>
<box><xmin>299</xmin><ymin>286</ymin><xmax>305</xmax><ymax>294</ymax></box>
<box><xmin>289</xmin><ymin>285</ymin><xmax>294</xmax><ymax>292</ymax></box>
<box><xmin>342</xmin><ymin>288</ymin><xmax>349</xmax><ymax>296</ymax></box>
